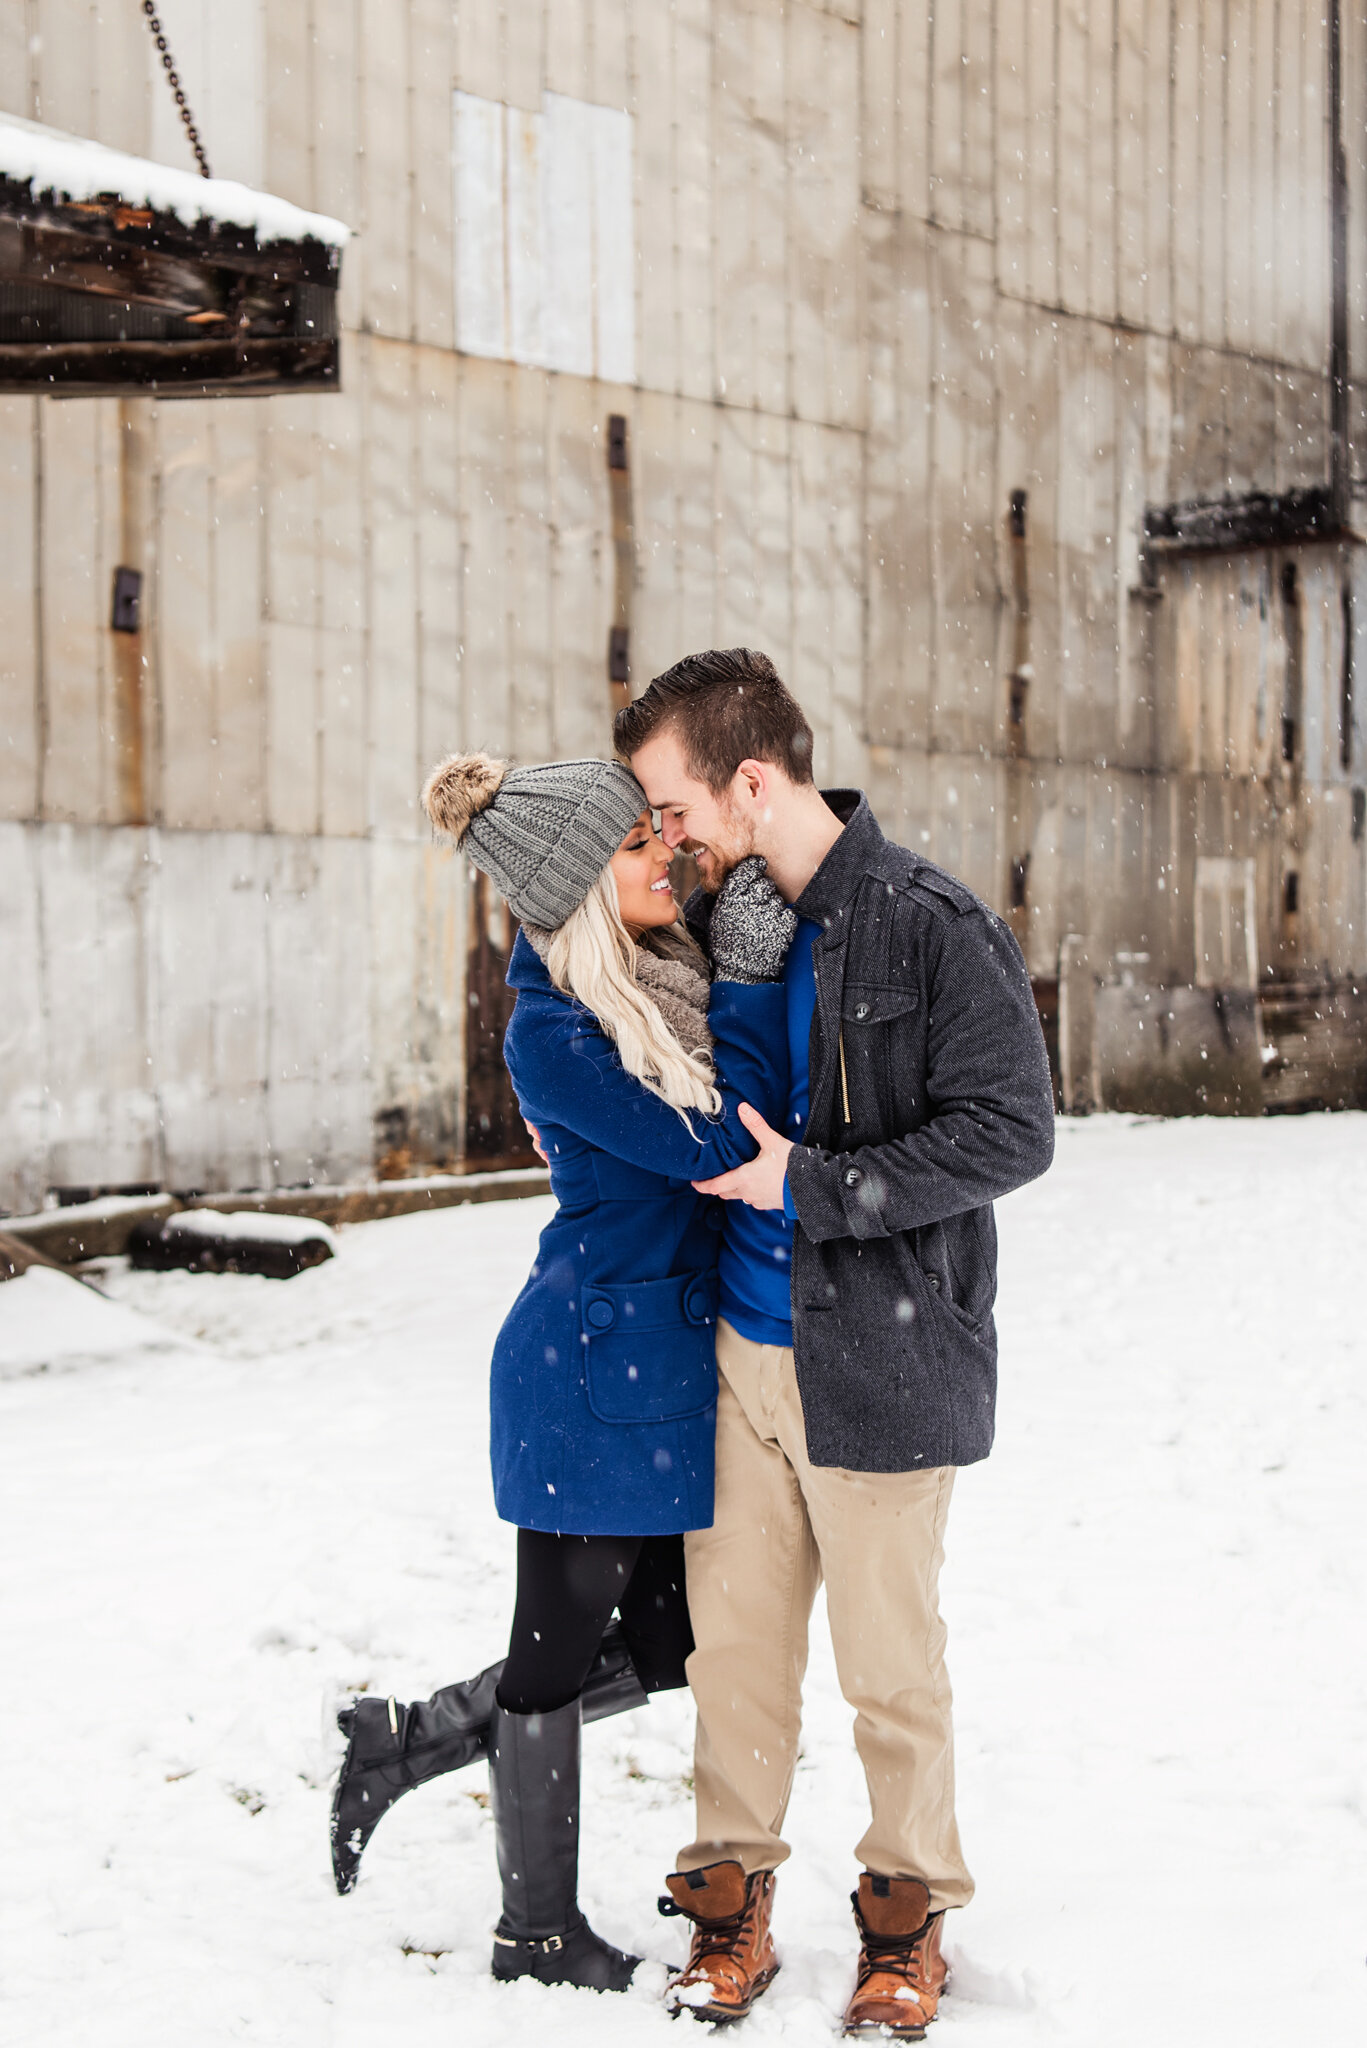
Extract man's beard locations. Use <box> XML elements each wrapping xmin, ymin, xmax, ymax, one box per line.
<box><xmin>691</xmin><ymin>801</ymin><xmax>755</xmax><ymax>894</ymax></box>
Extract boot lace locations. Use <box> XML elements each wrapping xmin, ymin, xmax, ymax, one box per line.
<box><xmin>683</xmin><ymin>1892</ymin><xmax>764</xmax><ymax>1977</ymax></box>
<box><xmin>690</xmin><ymin>1911</ymin><xmax>749</xmax><ymax>1966</ymax></box>
<box><xmin>854</xmin><ymin>1921</ymin><xmax>932</xmax><ymax>1997</ymax></box>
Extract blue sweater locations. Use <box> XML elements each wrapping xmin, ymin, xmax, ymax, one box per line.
<box><xmin>718</xmin><ymin>919</ymin><xmax>819</xmax><ymax>1346</ymax></box>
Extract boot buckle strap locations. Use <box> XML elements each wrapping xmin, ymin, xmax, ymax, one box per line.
<box><xmin>493</xmin><ymin>1933</ymin><xmax>564</xmax><ymax>1954</ymax></box>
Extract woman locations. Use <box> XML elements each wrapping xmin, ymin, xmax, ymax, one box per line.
<box><xmin>331</xmin><ymin>751</ymin><xmax>794</xmax><ymax>1993</ymax></box>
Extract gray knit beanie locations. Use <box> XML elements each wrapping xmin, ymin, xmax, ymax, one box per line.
<box><xmin>421</xmin><ymin>751</ymin><xmax>647</xmax><ymax>929</ymax></box>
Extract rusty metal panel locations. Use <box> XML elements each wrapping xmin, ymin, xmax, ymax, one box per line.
<box><xmin>1261</xmin><ymin>982</ymin><xmax>1367</xmax><ymax>1111</ymax></box>
<box><xmin>1097</xmin><ymin>983</ymin><xmax>1264</xmax><ymax>1115</ymax></box>
<box><xmin>464</xmin><ymin>866</ymin><xmax>529</xmax><ymax>1163</ymax></box>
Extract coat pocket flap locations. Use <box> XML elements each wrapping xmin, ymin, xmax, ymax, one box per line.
<box><xmin>841</xmin><ymin>981</ymin><xmax>920</xmax><ymax>1026</ymax></box>
<box><xmin>581</xmin><ymin>1270</ymin><xmax>719</xmax><ymax>1424</ymax></box>
<box><xmin>581</xmin><ymin>1270</ymin><xmax>718</xmax><ymax>1333</ymax></box>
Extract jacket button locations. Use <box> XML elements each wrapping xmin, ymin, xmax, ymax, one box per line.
<box><xmin>586</xmin><ymin>1299</ymin><xmax>615</xmax><ymax>1328</ymax></box>
<box><xmin>854</xmin><ymin>1002</ymin><xmax>871</xmax><ymax>1021</ymax></box>
<box><xmin>685</xmin><ymin>1286</ymin><xmax>709</xmax><ymax>1322</ymax></box>
<box><xmin>843</xmin><ymin>1167</ymin><xmax>862</xmax><ymax>1187</ymax></box>
<box><xmin>926</xmin><ymin>1273</ymin><xmax>941</xmax><ymax>1291</ymax></box>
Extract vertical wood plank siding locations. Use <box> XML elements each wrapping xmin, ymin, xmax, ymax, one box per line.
<box><xmin>1</xmin><ymin>1</ymin><xmax>1365</xmax><ymax>1202</ymax></box>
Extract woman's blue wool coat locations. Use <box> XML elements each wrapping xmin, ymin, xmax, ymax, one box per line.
<box><xmin>489</xmin><ymin>931</ymin><xmax>787</xmax><ymax>1537</ymax></box>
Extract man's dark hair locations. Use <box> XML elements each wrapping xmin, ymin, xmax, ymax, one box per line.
<box><xmin>613</xmin><ymin>648</ymin><xmax>814</xmax><ymax>794</ymax></box>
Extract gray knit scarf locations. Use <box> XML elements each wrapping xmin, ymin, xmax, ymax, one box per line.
<box><xmin>635</xmin><ymin>923</ymin><xmax>713</xmax><ymax>1061</ymax></box>
<box><xmin>523</xmin><ymin>919</ymin><xmax>713</xmax><ymax>1062</ymax></box>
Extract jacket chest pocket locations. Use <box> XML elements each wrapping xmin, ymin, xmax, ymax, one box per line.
<box><xmin>580</xmin><ymin>1270</ymin><xmax>719</xmax><ymax>1425</ymax></box>
<box><xmin>837</xmin><ymin>981</ymin><xmax>921</xmax><ymax>1125</ymax></box>
<box><xmin>842</xmin><ymin>981</ymin><xmax>920</xmax><ymax>1028</ymax></box>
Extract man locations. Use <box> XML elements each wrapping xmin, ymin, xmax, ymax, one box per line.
<box><xmin>615</xmin><ymin>649</ymin><xmax>1055</xmax><ymax>2040</ymax></box>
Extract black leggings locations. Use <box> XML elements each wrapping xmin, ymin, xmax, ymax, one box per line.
<box><xmin>497</xmin><ymin>1528</ymin><xmax>694</xmax><ymax>1715</ymax></box>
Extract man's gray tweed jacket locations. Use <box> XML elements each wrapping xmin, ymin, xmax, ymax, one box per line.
<box><xmin>687</xmin><ymin>790</ymin><xmax>1056</xmax><ymax>1473</ymax></box>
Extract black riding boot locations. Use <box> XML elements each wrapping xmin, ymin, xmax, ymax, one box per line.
<box><xmin>331</xmin><ymin>1621</ymin><xmax>647</xmax><ymax>1894</ymax></box>
<box><xmin>489</xmin><ymin>1698</ymin><xmax>640</xmax><ymax>1991</ymax></box>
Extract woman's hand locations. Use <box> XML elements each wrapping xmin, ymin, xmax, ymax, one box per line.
<box><xmin>709</xmin><ymin>856</ymin><xmax>797</xmax><ymax>984</ymax></box>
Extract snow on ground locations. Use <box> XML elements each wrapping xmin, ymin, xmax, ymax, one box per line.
<box><xmin>2</xmin><ymin>1115</ymin><xmax>1365</xmax><ymax>2047</ymax></box>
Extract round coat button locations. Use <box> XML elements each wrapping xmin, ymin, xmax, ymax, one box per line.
<box><xmin>927</xmin><ymin>1273</ymin><xmax>941</xmax><ymax>1291</ymax></box>
<box><xmin>685</xmin><ymin>1286</ymin><xmax>709</xmax><ymax>1322</ymax></box>
<box><xmin>854</xmin><ymin>1001</ymin><xmax>871</xmax><ymax>1021</ymax></box>
<box><xmin>843</xmin><ymin>1167</ymin><xmax>862</xmax><ymax>1187</ymax></box>
<box><xmin>586</xmin><ymin>1299</ymin><xmax>615</xmax><ymax>1329</ymax></box>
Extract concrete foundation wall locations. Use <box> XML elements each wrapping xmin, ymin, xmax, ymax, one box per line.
<box><xmin>0</xmin><ymin>822</ymin><xmax>462</xmax><ymax>1211</ymax></box>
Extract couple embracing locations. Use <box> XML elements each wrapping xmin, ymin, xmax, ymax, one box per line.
<box><xmin>331</xmin><ymin>649</ymin><xmax>1055</xmax><ymax>2037</ymax></box>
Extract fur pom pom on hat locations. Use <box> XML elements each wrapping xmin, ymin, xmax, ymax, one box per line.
<box><xmin>421</xmin><ymin>752</ymin><xmax>507</xmax><ymax>843</ymax></box>
<box><xmin>420</xmin><ymin>749</ymin><xmax>646</xmax><ymax>930</ymax></box>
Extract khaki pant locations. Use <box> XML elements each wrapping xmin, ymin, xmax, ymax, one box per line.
<box><xmin>680</xmin><ymin>1320</ymin><xmax>974</xmax><ymax>1911</ymax></box>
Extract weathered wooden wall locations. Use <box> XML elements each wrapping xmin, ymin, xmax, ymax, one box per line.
<box><xmin>2</xmin><ymin>2</ymin><xmax>1366</xmax><ymax>1205</ymax></box>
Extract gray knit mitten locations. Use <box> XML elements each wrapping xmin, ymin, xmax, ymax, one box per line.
<box><xmin>709</xmin><ymin>856</ymin><xmax>798</xmax><ymax>984</ymax></box>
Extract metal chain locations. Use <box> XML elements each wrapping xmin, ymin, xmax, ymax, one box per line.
<box><xmin>139</xmin><ymin>0</ymin><xmax>212</xmax><ymax>179</ymax></box>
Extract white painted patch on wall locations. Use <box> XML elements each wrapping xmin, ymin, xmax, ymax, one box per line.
<box><xmin>453</xmin><ymin>90</ymin><xmax>635</xmax><ymax>384</ymax></box>
<box><xmin>1194</xmin><ymin>857</ymin><xmax>1259</xmax><ymax>990</ymax></box>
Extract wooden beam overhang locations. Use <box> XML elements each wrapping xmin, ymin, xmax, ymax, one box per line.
<box><xmin>0</xmin><ymin>166</ymin><xmax>343</xmax><ymax>398</ymax></box>
<box><xmin>1142</xmin><ymin>486</ymin><xmax>1353</xmax><ymax>562</ymax></box>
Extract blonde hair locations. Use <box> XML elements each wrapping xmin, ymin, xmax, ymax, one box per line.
<box><xmin>541</xmin><ymin>870</ymin><xmax>721</xmax><ymax>1123</ymax></box>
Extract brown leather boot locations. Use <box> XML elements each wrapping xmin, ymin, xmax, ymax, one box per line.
<box><xmin>661</xmin><ymin>1861</ymin><xmax>780</xmax><ymax>2022</ymax></box>
<box><xmin>842</xmin><ymin>1874</ymin><xmax>948</xmax><ymax>2039</ymax></box>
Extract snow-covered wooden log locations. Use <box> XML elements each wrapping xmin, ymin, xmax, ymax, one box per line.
<box><xmin>128</xmin><ymin>1210</ymin><xmax>337</xmax><ymax>1281</ymax></box>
